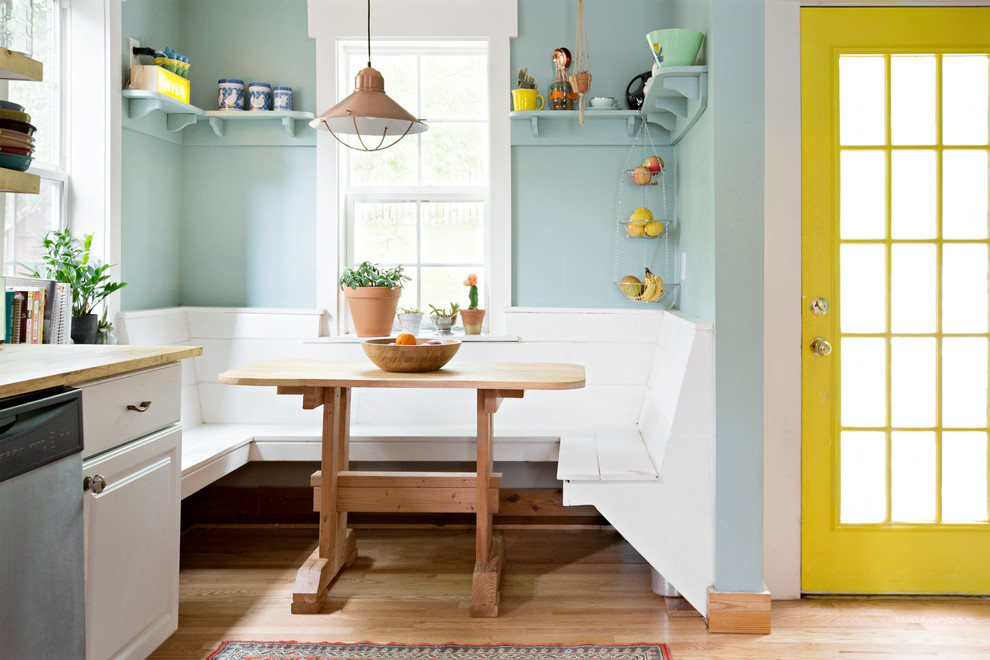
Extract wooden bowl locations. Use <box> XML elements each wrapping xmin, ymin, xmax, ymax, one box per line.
<box><xmin>361</xmin><ymin>338</ymin><xmax>461</xmax><ymax>372</ymax></box>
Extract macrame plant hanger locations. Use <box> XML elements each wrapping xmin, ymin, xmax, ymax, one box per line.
<box><xmin>570</xmin><ymin>0</ymin><xmax>592</xmax><ymax>124</ymax></box>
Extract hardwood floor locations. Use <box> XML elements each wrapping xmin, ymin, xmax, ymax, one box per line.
<box><xmin>150</xmin><ymin>525</ymin><xmax>990</xmax><ymax>660</ymax></box>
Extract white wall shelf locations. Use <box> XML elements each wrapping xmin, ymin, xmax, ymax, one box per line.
<box><xmin>509</xmin><ymin>66</ymin><xmax>707</xmax><ymax>147</ymax></box>
<box><xmin>0</xmin><ymin>50</ymin><xmax>42</xmax><ymax>193</ymax></box>
<box><xmin>122</xmin><ymin>90</ymin><xmax>315</xmax><ymax>141</ymax></box>
<box><xmin>640</xmin><ymin>66</ymin><xmax>708</xmax><ymax>145</ymax></box>
<box><xmin>203</xmin><ymin>110</ymin><xmax>315</xmax><ymax>138</ymax></box>
<box><xmin>122</xmin><ymin>90</ymin><xmax>203</xmax><ymax>131</ymax></box>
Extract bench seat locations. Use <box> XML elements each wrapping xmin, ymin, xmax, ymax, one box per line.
<box><xmin>557</xmin><ymin>431</ymin><xmax>662</xmax><ymax>481</ymax></box>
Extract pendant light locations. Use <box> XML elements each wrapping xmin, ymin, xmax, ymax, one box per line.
<box><xmin>310</xmin><ymin>0</ymin><xmax>428</xmax><ymax>151</ymax></box>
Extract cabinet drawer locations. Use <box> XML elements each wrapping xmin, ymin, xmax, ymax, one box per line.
<box><xmin>79</xmin><ymin>363</ymin><xmax>181</xmax><ymax>458</ymax></box>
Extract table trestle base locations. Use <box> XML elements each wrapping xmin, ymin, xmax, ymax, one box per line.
<box><xmin>470</xmin><ymin>531</ymin><xmax>505</xmax><ymax>617</ymax></box>
<box><xmin>311</xmin><ymin>471</ymin><xmax>502</xmax><ymax>513</ymax></box>
<box><xmin>290</xmin><ymin>527</ymin><xmax>357</xmax><ymax>614</ymax></box>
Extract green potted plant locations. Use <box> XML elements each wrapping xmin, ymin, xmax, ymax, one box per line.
<box><xmin>397</xmin><ymin>307</ymin><xmax>424</xmax><ymax>335</ymax></box>
<box><xmin>339</xmin><ymin>261</ymin><xmax>409</xmax><ymax>336</ymax></box>
<box><xmin>428</xmin><ymin>302</ymin><xmax>460</xmax><ymax>336</ymax></box>
<box><xmin>23</xmin><ymin>228</ymin><xmax>127</xmax><ymax>344</ymax></box>
<box><xmin>460</xmin><ymin>273</ymin><xmax>485</xmax><ymax>335</ymax></box>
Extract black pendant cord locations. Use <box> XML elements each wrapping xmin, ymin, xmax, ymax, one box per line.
<box><xmin>367</xmin><ymin>0</ymin><xmax>372</xmax><ymax>68</ymax></box>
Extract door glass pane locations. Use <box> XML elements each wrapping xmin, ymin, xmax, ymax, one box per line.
<box><xmin>943</xmin><ymin>55</ymin><xmax>989</xmax><ymax>146</ymax></box>
<box><xmin>892</xmin><ymin>150</ymin><xmax>937</xmax><ymax>239</ymax></box>
<box><xmin>891</xmin><ymin>337</ymin><xmax>935</xmax><ymax>428</ymax></box>
<box><xmin>891</xmin><ymin>55</ymin><xmax>935</xmax><ymax>146</ymax></box>
<box><xmin>943</xmin><ymin>243</ymin><xmax>989</xmax><ymax>333</ymax></box>
<box><xmin>839</xmin><ymin>55</ymin><xmax>886</xmax><ymax>146</ymax></box>
<box><xmin>841</xmin><ymin>338</ymin><xmax>887</xmax><ymax>427</ymax></box>
<box><xmin>891</xmin><ymin>431</ymin><xmax>936</xmax><ymax>522</ymax></box>
<box><xmin>840</xmin><ymin>431</ymin><xmax>887</xmax><ymax>523</ymax></box>
<box><xmin>891</xmin><ymin>244</ymin><xmax>935</xmax><ymax>333</ymax></box>
<box><xmin>840</xmin><ymin>150</ymin><xmax>887</xmax><ymax>239</ymax></box>
<box><xmin>942</xmin><ymin>432</ymin><xmax>989</xmax><ymax>522</ymax></box>
<box><xmin>943</xmin><ymin>150</ymin><xmax>989</xmax><ymax>239</ymax></box>
<box><xmin>421</xmin><ymin>202</ymin><xmax>484</xmax><ymax>263</ymax></box>
<box><xmin>942</xmin><ymin>338</ymin><xmax>989</xmax><ymax>428</ymax></box>
<box><xmin>353</xmin><ymin>202</ymin><xmax>417</xmax><ymax>264</ymax></box>
<box><xmin>840</xmin><ymin>244</ymin><xmax>886</xmax><ymax>333</ymax></box>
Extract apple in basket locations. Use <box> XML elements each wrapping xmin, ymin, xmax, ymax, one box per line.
<box><xmin>632</xmin><ymin>166</ymin><xmax>652</xmax><ymax>185</ymax></box>
<box><xmin>643</xmin><ymin>156</ymin><xmax>664</xmax><ymax>173</ymax></box>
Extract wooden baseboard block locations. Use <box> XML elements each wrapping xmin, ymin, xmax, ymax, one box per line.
<box><xmin>706</xmin><ymin>586</ymin><xmax>771</xmax><ymax>634</ymax></box>
<box><xmin>665</xmin><ymin>595</ymin><xmax>703</xmax><ymax>618</ymax></box>
<box><xmin>470</xmin><ymin>531</ymin><xmax>504</xmax><ymax>618</ymax></box>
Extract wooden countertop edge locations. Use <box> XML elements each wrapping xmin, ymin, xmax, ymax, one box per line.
<box><xmin>0</xmin><ymin>345</ymin><xmax>203</xmax><ymax>399</ymax></box>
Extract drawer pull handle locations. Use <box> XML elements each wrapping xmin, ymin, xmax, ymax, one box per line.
<box><xmin>83</xmin><ymin>474</ymin><xmax>107</xmax><ymax>494</ymax></box>
<box><xmin>127</xmin><ymin>401</ymin><xmax>152</xmax><ymax>413</ymax></box>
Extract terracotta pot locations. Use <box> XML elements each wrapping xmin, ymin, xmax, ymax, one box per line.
<box><xmin>343</xmin><ymin>286</ymin><xmax>402</xmax><ymax>336</ymax></box>
<box><xmin>460</xmin><ymin>308</ymin><xmax>485</xmax><ymax>335</ymax></box>
<box><xmin>570</xmin><ymin>72</ymin><xmax>592</xmax><ymax>94</ymax></box>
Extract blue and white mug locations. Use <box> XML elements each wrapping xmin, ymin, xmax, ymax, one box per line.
<box><xmin>218</xmin><ymin>79</ymin><xmax>244</xmax><ymax>110</ymax></box>
<box><xmin>248</xmin><ymin>82</ymin><xmax>272</xmax><ymax>111</ymax></box>
<box><xmin>273</xmin><ymin>86</ymin><xmax>293</xmax><ymax>111</ymax></box>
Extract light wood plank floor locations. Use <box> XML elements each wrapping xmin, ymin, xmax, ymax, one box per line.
<box><xmin>150</xmin><ymin>526</ymin><xmax>990</xmax><ymax>660</ymax></box>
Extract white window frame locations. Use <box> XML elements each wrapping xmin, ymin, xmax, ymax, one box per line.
<box><xmin>1</xmin><ymin>0</ymin><xmax>68</xmax><ymax>274</ymax></box>
<box><xmin>308</xmin><ymin>0</ymin><xmax>516</xmax><ymax>336</ymax></box>
<box><xmin>339</xmin><ymin>39</ymin><xmax>490</xmax><ymax>329</ymax></box>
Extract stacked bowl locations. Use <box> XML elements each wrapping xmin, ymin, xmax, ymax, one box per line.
<box><xmin>0</xmin><ymin>100</ymin><xmax>36</xmax><ymax>172</ymax></box>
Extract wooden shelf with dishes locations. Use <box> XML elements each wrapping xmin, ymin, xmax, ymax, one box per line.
<box><xmin>0</xmin><ymin>49</ymin><xmax>42</xmax><ymax>194</ymax></box>
<box><xmin>122</xmin><ymin>90</ymin><xmax>315</xmax><ymax>140</ymax></box>
<box><xmin>509</xmin><ymin>66</ymin><xmax>707</xmax><ymax>147</ymax></box>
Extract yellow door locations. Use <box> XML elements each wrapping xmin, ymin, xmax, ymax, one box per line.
<box><xmin>803</xmin><ymin>7</ymin><xmax>990</xmax><ymax>593</ymax></box>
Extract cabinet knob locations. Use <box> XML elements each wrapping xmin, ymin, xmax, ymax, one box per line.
<box><xmin>127</xmin><ymin>401</ymin><xmax>152</xmax><ymax>413</ymax></box>
<box><xmin>83</xmin><ymin>474</ymin><xmax>107</xmax><ymax>494</ymax></box>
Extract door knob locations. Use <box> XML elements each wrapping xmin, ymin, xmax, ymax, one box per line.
<box><xmin>810</xmin><ymin>337</ymin><xmax>832</xmax><ymax>356</ymax></box>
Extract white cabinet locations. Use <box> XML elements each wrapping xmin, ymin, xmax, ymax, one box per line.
<box><xmin>79</xmin><ymin>363</ymin><xmax>182</xmax><ymax>660</ymax></box>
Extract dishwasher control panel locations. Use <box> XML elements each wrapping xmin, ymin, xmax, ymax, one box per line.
<box><xmin>0</xmin><ymin>388</ymin><xmax>83</xmax><ymax>483</ymax></box>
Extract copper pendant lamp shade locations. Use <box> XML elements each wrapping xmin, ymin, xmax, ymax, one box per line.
<box><xmin>310</xmin><ymin>0</ymin><xmax>427</xmax><ymax>151</ymax></box>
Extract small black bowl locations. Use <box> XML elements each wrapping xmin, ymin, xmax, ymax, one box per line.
<box><xmin>0</xmin><ymin>118</ymin><xmax>36</xmax><ymax>136</ymax></box>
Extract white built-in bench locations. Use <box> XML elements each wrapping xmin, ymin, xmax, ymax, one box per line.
<box><xmin>116</xmin><ymin>305</ymin><xmax>714</xmax><ymax>615</ymax></box>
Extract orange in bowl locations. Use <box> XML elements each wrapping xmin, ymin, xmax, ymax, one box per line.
<box><xmin>362</xmin><ymin>337</ymin><xmax>460</xmax><ymax>372</ymax></box>
<box><xmin>395</xmin><ymin>333</ymin><xmax>417</xmax><ymax>345</ymax></box>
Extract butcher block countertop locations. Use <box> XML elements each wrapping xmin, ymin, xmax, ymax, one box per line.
<box><xmin>0</xmin><ymin>344</ymin><xmax>202</xmax><ymax>399</ymax></box>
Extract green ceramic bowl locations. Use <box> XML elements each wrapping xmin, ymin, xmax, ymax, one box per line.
<box><xmin>646</xmin><ymin>29</ymin><xmax>704</xmax><ymax>68</ymax></box>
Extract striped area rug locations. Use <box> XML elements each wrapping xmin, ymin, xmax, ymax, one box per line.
<box><xmin>206</xmin><ymin>642</ymin><xmax>673</xmax><ymax>660</ymax></box>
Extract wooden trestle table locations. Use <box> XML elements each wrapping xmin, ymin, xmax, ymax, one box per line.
<box><xmin>218</xmin><ymin>360</ymin><xmax>585</xmax><ymax>617</ymax></box>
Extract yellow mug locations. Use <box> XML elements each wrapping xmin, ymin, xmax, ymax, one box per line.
<box><xmin>512</xmin><ymin>88</ymin><xmax>545</xmax><ymax>111</ymax></box>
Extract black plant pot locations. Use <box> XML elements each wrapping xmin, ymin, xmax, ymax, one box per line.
<box><xmin>70</xmin><ymin>314</ymin><xmax>99</xmax><ymax>344</ymax></box>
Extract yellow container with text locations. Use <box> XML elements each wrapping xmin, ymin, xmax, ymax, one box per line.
<box><xmin>129</xmin><ymin>65</ymin><xmax>190</xmax><ymax>104</ymax></box>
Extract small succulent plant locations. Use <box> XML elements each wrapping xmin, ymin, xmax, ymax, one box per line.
<box><xmin>429</xmin><ymin>303</ymin><xmax>460</xmax><ymax>318</ymax></box>
<box><xmin>517</xmin><ymin>66</ymin><xmax>536</xmax><ymax>89</ymax></box>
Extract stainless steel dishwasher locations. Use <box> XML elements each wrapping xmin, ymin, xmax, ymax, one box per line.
<box><xmin>0</xmin><ymin>387</ymin><xmax>86</xmax><ymax>659</ymax></box>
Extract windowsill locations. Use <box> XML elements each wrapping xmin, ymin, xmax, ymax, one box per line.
<box><xmin>304</xmin><ymin>334</ymin><xmax>519</xmax><ymax>344</ymax></box>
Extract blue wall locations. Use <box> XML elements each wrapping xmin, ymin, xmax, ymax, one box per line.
<box><xmin>120</xmin><ymin>0</ymin><xmax>184</xmax><ymax>310</ymax></box>
<box><xmin>120</xmin><ymin>0</ymin><xmax>315</xmax><ymax>310</ymax></box>
<box><xmin>511</xmin><ymin>0</ymin><xmax>679</xmax><ymax>308</ymax></box>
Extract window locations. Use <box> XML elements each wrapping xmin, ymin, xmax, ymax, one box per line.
<box><xmin>340</xmin><ymin>40</ymin><xmax>489</xmax><ymax>328</ymax></box>
<box><xmin>2</xmin><ymin>0</ymin><xmax>65</xmax><ymax>275</ymax></box>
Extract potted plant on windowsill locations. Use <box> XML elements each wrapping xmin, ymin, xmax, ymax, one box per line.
<box><xmin>24</xmin><ymin>228</ymin><xmax>127</xmax><ymax>344</ymax></box>
<box><xmin>397</xmin><ymin>307</ymin><xmax>424</xmax><ymax>335</ymax></box>
<box><xmin>460</xmin><ymin>273</ymin><xmax>485</xmax><ymax>335</ymax></box>
<box><xmin>428</xmin><ymin>303</ymin><xmax>460</xmax><ymax>336</ymax></box>
<box><xmin>339</xmin><ymin>261</ymin><xmax>409</xmax><ymax>337</ymax></box>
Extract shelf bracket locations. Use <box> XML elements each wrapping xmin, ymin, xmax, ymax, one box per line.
<box><xmin>626</xmin><ymin>115</ymin><xmax>640</xmax><ymax>137</ymax></box>
<box><xmin>127</xmin><ymin>97</ymin><xmax>163</xmax><ymax>120</ymax></box>
<box><xmin>530</xmin><ymin>116</ymin><xmax>540</xmax><ymax>138</ymax></box>
<box><xmin>166</xmin><ymin>113</ymin><xmax>199</xmax><ymax>132</ymax></box>
<box><xmin>281</xmin><ymin>116</ymin><xmax>298</xmax><ymax>137</ymax></box>
<box><xmin>208</xmin><ymin>117</ymin><xmax>226</xmax><ymax>137</ymax></box>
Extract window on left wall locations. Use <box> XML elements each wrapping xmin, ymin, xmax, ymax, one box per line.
<box><xmin>2</xmin><ymin>0</ymin><xmax>64</xmax><ymax>275</ymax></box>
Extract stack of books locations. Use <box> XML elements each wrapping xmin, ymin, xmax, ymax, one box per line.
<box><xmin>1</xmin><ymin>276</ymin><xmax>73</xmax><ymax>344</ymax></box>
